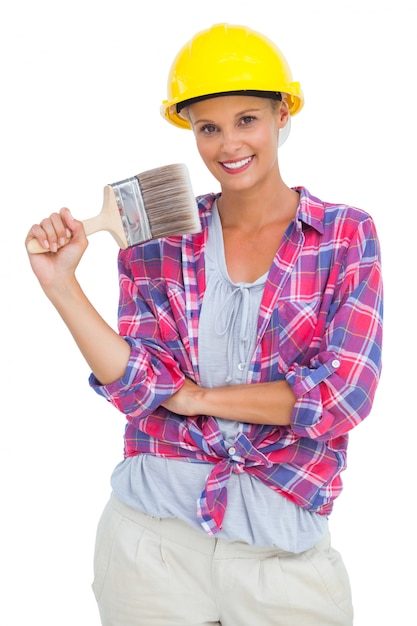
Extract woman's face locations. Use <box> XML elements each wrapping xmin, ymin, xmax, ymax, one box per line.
<box><xmin>187</xmin><ymin>95</ymin><xmax>288</xmax><ymax>193</ymax></box>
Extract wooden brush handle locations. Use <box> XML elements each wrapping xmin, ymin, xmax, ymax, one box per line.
<box><xmin>26</xmin><ymin>186</ymin><xmax>127</xmax><ymax>254</ymax></box>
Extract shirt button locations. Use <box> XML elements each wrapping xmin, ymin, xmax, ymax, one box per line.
<box><xmin>332</xmin><ymin>359</ymin><xmax>341</xmax><ymax>368</ymax></box>
<box><xmin>228</xmin><ymin>447</ymin><xmax>237</xmax><ymax>456</ymax></box>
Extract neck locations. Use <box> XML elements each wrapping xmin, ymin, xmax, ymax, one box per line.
<box><xmin>217</xmin><ymin>179</ymin><xmax>299</xmax><ymax>231</ymax></box>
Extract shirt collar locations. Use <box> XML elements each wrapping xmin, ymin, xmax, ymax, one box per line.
<box><xmin>293</xmin><ymin>187</ymin><xmax>325</xmax><ymax>235</ymax></box>
<box><xmin>197</xmin><ymin>187</ymin><xmax>325</xmax><ymax>235</ymax></box>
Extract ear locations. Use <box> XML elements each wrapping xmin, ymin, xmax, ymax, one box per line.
<box><xmin>276</xmin><ymin>101</ymin><xmax>291</xmax><ymax>147</ymax></box>
<box><xmin>277</xmin><ymin>101</ymin><xmax>290</xmax><ymax>130</ymax></box>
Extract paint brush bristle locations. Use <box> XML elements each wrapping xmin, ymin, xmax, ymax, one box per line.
<box><xmin>136</xmin><ymin>163</ymin><xmax>201</xmax><ymax>241</ymax></box>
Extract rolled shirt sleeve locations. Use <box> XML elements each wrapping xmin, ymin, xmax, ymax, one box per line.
<box><xmin>285</xmin><ymin>215</ymin><xmax>383</xmax><ymax>441</ymax></box>
<box><xmin>89</xmin><ymin>337</ymin><xmax>185</xmax><ymax>419</ymax></box>
<box><xmin>89</xmin><ymin>242</ymin><xmax>189</xmax><ymax>421</ymax></box>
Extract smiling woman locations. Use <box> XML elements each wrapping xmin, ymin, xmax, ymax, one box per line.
<box><xmin>25</xmin><ymin>21</ymin><xmax>383</xmax><ymax>626</ymax></box>
<box><xmin>187</xmin><ymin>96</ymin><xmax>294</xmax><ymax>214</ymax></box>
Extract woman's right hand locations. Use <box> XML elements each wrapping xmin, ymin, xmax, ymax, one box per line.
<box><xmin>25</xmin><ymin>207</ymin><xmax>89</xmax><ymax>292</ymax></box>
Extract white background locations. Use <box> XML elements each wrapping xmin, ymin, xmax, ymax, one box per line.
<box><xmin>1</xmin><ymin>1</ymin><xmax>415</xmax><ymax>624</ymax></box>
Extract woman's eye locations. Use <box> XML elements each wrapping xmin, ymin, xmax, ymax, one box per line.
<box><xmin>241</xmin><ymin>115</ymin><xmax>256</xmax><ymax>125</ymax></box>
<box><xmin>201</xmin><ymin>124</ymin><xmax>217</xmax><ymax>133</ymax></box>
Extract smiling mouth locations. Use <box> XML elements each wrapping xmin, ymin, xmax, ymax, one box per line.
<box><xmin>221</xmin><ymin>156</ymin><xmax>253</xmax><ymax>170</ymax></box>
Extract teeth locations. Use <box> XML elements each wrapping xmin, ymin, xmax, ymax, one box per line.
<box><xmin>222</xmin><ymin>157</ymin><xmax>252</xmax><ymax>170</ymax></box>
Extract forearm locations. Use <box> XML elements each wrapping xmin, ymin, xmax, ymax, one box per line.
<box><xmin>26</xmin><ymin>208</ymin><xmax>131</xmax><ymax>385</ymax></box>
<box><xmin>45</xmin><ymin>277</ymin><xmax>130</xmax><ymax>385</ymax></box>
<box><xmin>163</xmin><ymin>378</ymin><xmax>295</xmax><ymax>425</ymax></box>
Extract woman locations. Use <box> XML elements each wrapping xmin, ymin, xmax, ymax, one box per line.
<box><xmin>26</xmin><ymin>23</ymin><xmax>383</xmax><ymax>626</ymax></box>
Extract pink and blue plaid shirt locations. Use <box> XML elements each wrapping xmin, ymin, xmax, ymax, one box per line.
<box><xmin>90</xmin><ymin>187</ymin><xmax>383</xmax><ymax>535</ymax></box>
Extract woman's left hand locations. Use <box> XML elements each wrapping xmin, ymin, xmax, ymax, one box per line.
<box><xmin>162</xmin><ymin>378</ymin><xmax>201</xmax><ymax>416</ymax></box>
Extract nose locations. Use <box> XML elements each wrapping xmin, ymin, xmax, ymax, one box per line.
<box><xmin>220</xmin><ymin>127</ymin><xmax>242</xmax><ymax>153</ymax></box>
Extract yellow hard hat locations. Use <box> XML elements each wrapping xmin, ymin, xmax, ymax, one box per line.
<box><xmin>161</xmin><ymin>23</ymin><xmax>304</xmax><ymax>130</ymax></box>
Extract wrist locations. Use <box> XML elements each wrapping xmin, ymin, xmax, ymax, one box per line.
<box><xmin>43</xmin><ymin>275</ymin><xmax>82</xmax><ymax>305</ymax></box>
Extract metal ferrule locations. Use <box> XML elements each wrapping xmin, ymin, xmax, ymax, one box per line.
<box><xmin>110</xmin><ymin>177</ymin><xmax>152</xmax><ymax>246</ymax></box>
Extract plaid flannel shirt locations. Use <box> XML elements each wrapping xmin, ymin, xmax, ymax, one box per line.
<box><xmin>90</xmin><ymin>187</ymin><xmax>383</xmax><ymax>535</ymax></box>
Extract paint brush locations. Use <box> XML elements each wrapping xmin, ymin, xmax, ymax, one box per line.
<box><xmin>27</xmin><ymin>163</ymin><xmax>201</xmax><ymax>253</ymax></box>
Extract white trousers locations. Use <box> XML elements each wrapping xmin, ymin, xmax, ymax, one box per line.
<box><xmin>92</xmin><ymin>493</ymin><xmax>353</xmax><ymax>626</ymax></box>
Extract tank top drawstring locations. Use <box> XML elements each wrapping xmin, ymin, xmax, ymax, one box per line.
<box><xmin>213</xmin><ymin>284</ymin><xmax>252</xmax><ymax>383</ymax></box>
